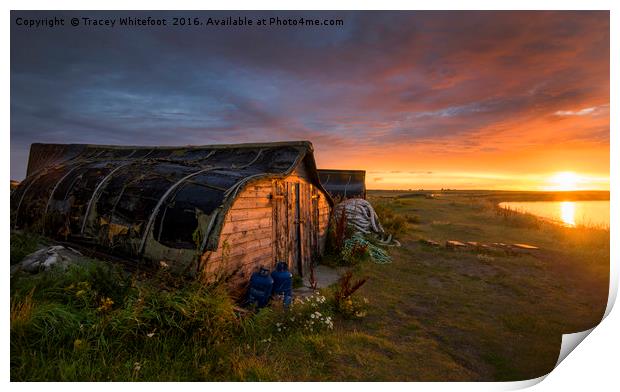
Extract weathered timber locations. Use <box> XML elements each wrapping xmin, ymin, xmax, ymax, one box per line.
<box><xmin>446</xmin><ymin>240</ymin><xmax>468</xmax><ymax>249</ymax></box>
<box><xmin>13</xmin><ymin>141</ymin><xmax>333</xmax><ymax>291</ymax></box>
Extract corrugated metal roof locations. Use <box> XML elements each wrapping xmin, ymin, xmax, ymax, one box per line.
<box><xmin>11</xmin><ymin>141</ymin><xmax>331</xmax><ymax>273</ymax></box>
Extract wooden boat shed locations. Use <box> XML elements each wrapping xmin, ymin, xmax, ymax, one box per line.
<box><xmin>11</xmin><ymin>141</ymin><xmax>332</xmax><ymax>286</ymax></box>
<box><xmin>317</xmin><ymin>169</ymin><xmax>366</xmax><ymax>200</ymax></box>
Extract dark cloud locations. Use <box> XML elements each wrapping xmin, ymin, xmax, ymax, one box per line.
<box><xmin>10</xmin><ymin>10</ymin><xmax>609</xmax><ymax>180</ymax></box>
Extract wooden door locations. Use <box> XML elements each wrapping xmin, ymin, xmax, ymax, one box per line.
<box><xmin>293</xmin><ymin>183</ymin><xmax>303</xmax><ymax>276</ymax></box>
<box><xmin>273</xmin><ymin>180</ymin><xmax>313</xmax><ymax>277</ymax></box>
<box><xmin>297</xmin><ymin>182</ymin><xmax>317</xmax><ymax>277</ymax></box>
<box><xmin>310</xmin><ymin>185</ymin><xmax>320</xmax><ymax>257</ymax></box>
<box><xmin>273</xmin><ymin>180</ymin><xmax>287</xmax><ymax>268</ymax></box>
<box><xmin>273</xmin><ymin>180</ymin><xmax>301</xmax><ymax>276</ymax></box>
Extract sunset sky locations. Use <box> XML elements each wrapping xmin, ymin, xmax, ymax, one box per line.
<box><xmin>10</xmin><ymin>11</ymin><xmax>610</xmax><ymax>190</ymax></box>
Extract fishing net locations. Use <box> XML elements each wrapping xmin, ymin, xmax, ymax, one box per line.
<box><xmin>341</xmin><ymin>233</ymin><xmax>392</xmax><ymax>264</ymax></box>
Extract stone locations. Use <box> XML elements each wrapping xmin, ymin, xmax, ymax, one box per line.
<box><xmin>11</xmin><ymin>245</ymin><xmax>83</xmax><ymax>276</ymax></box>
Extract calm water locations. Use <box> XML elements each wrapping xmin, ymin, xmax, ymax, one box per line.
<box><xmin>499</xmin><ymin>201</ymin><xmax>610</xmax><ymax>228</ymax></box>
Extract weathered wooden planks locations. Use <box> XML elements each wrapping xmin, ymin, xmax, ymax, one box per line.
<box><xmin>230</xmin><ymin>197</ymin><xmax>271</xmax><ymax>209</ymax></box>
<box><xmin>227</xmin><ymin>207</ymin><xmax>272</xmax><ymax>222</ymax></box>
<box><xmin>219</xmin><ymin>227</ymin><xmax>272</xmax><ymax>247</ymax></box>
<box><xmin>220</xmin><ymin>217</ymin><xmax>272</xmax><ymax>234</ymax></box>
<box><xmin>201</xmin><ymin>160</ymin><xmax>332</xmax><ymax>288</ymax></box>
<box><xmin>273</xmin><ymin>180</ymin><xmax>288</xmax><ymax>265</ymax></box>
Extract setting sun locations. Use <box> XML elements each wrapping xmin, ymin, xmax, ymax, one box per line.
<box><xmin>548</xmin><ymin>171</ymin><xmax>582</xmax><ymax>191</ymax></box>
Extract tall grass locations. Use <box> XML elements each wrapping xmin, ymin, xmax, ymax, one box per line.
<box><xmin>491</xmin><ymin>203</ymin><xmax>542</xmax><ymax>229</ymax></box>
<box><xmin>10</xmin><ymin>254</ymin><xmax>365</xmax><ymax>381</ymax></box>
<box><xmin>10</xmin><ymin>259</ymin><xmax>242</xmax><ymax>381</ymax></box>
<box><xmin>10</xmin><ymin>231</ymin><xmax>42</xmax><ymax>265</ymax></box>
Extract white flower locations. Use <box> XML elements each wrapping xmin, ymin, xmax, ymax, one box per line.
<box><xmin>310</xmin><ymin>314</ymin><xmax>315</xmax><ymax>319</ymax></box>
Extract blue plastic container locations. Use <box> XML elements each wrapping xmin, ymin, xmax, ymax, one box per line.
<box><xmin>271</xmin><ymin>261</ymin><xmax>293</xmax><ymax>306</ymax></box>
<box><xmin>246</xmin><ymin>267</ymin><xmax>274</xmax><ymax>308</ymax></box>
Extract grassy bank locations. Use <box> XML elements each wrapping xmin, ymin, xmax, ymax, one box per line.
<box><xmin>10</xmin><ymin>191</ymin><xmax>609</xmax><ymax>381</ymax></box>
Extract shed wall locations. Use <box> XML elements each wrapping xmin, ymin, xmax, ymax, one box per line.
<box><xmin>199</xmin><ymin>162</ymin><xmax>331</xmax><ymax>291</ymax></box>
<box><xmin>199</xmin><ymin>180</ymin><xmax>274</xmax><ymax>288</ymax></box>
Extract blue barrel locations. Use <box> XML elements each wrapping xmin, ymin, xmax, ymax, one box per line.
<box><xmin>271</xmin><ymin>261</ymin><xmax>293</xmax><ymax>306</ymax></box>
<box><xmin>246</xmin><ymin>267</ymin><xmax>273</xmax><ymax>308</ymax></box>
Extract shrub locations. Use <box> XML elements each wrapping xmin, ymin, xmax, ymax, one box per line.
<box><xmin>333</xmin><ymin>271</ymin><xmax>369</xmax><ymax>319</ymax></box>
<box><xmin>327</xmin><ymin>209</ymin><xmax>350</xmax><ymax>253</ymax></box>
<box><xmin>373</xmin><ymin>202</ymin><xmax>408</xmax><ymax>236</ymax></box>
<box><xmin>406</xmin><ymin>214</ymin><xmax>421</xmax><ymax>224</ymax></box>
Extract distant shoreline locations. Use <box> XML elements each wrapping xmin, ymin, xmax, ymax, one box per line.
<box><xmin>368</xmin><ymin>189</ymin><xmax>610</xmax><ymax>202</ymax></box>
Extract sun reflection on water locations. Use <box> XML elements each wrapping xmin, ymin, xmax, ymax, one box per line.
<box><xmin>560</xmin><ymin>201</ymin><xmax>576</xmax><ymax>227</ymax></box>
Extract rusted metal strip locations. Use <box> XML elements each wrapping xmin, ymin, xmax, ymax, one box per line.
<box><xmin>142</xmin><ymin>149</ymin><xmax>155</xmax><ymax>160</ymax></box>
<box><xmin>80</xmin><ymin>161</ymin><xmax>136</xmax><ymax>234</ymax></box>
<box><xmin>41</xmin><ymin>164</ymin><xmax>85</xmax><ymax>233</ymax></box>
<box><xmin>144</xmin><ymin>149</ymin><xmax>265</xmax><ymax>255</ymax></box>
<box><xmin>224</xmin><ymin>172</ymin><xmax>267</xmax><ymax>200</ymax></box>
<box><xmin>12</xmin><ymin>168</ymin><xmax>52</xmax><ymax>229</ymax></box>
<box><xmin>14</xmin><ymin>150</ymin><xmax>124</xmax><ymax>230</ymax></box>
<box><xmin>344</xmin><ymin>174</ymin><xmax>352</xmax><ymax>198</ymax></box>
<box><xmin>231</xmin><ymin>148</ymin><xmax>263</xmax><ymax>169</ymax></box>
<box><xmin>138</xmin><ymin>167</ymin><xmax>219</xmax><ymax>255</ymax></box>
<box><xmin>156</xmin><ymin>206</ymin><xmax>168</xmax><ymax>242</ymax></box>
<box><xmin>199</xmin><ymin>210</ymin><xmax>219</xmax><ymax>252</ymax></box>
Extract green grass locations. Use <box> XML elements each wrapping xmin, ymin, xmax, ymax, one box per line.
<box><xmin>11</xmin><ymin>231</ymin><xmax>42</xmax><ymax>265</ymax></box>
<box><xmin>10</xmin><ymin>254</ymin><xmax>343</xmax><ymax>381</ymax></box>
<box><xmin>10</xmin><ymin>191</ymin><xmax>609</xmax><ymax>381</ymax></box>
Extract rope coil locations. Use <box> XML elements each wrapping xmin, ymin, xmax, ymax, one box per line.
<box><xmin>333</xmin><ymin>199</ymin><xmax>401</xmax><ymax>264</ymax></box>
